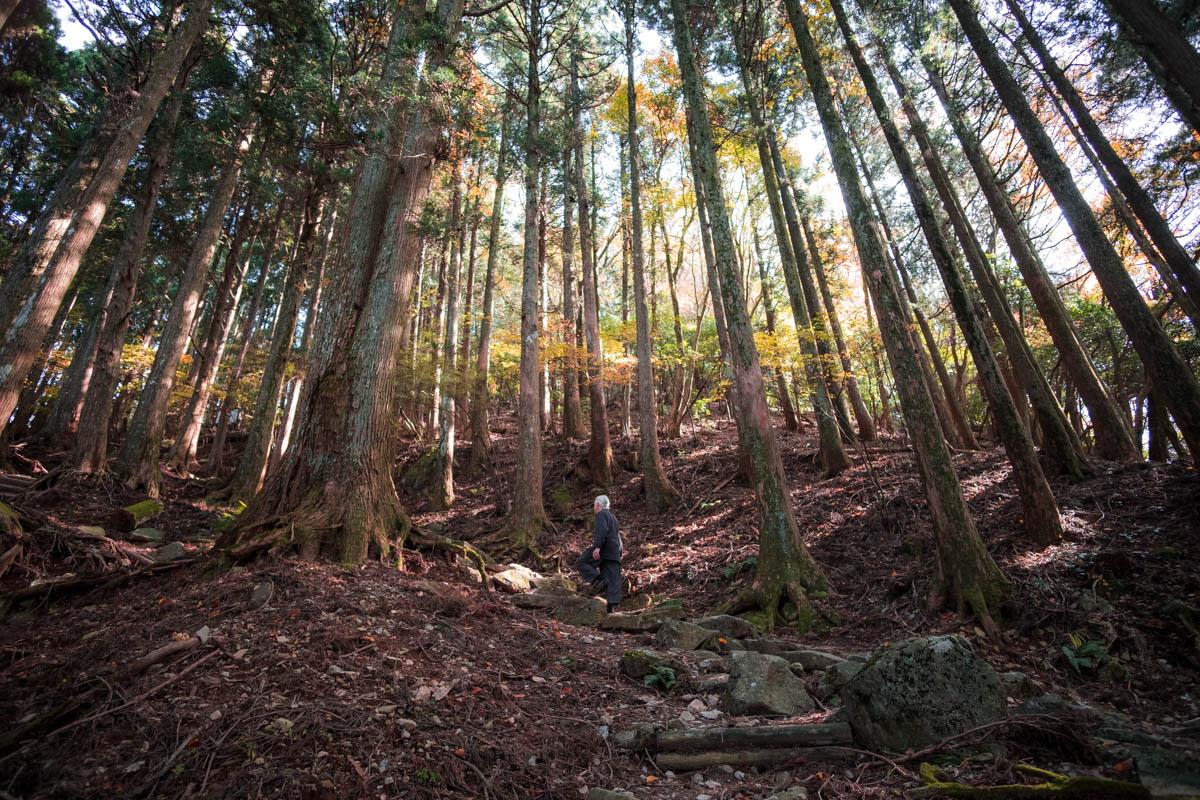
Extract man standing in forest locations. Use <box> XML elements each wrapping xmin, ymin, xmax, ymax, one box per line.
<box><xmin>576</xmin><ymin>495</ymin><xmax>623</xmax><ymax>613</ymax></box>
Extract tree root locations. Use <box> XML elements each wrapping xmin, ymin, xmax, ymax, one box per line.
<box><xmin>719</xmin><ymin>578</ymin><xmax>836</xmax><ymax>632</ymax></box>
<box><xmin>407</xmin><ymin>527</ymin><xmax>494</xmax><ymax>588</ymax></box>
<box><xmin>475</xmin><ymin>513</ymin><xmax>547</xmax><ymax>565</ymax></box>
<box><xmin>914</xmin><ymin>763</ymin><xmax>1149</xmax><ymax>799</ymax></box>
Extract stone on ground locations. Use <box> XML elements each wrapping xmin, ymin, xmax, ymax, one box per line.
<box><xmin>588</xmin><ymin>789</ymin><xmax>635</xmax><ymax>800</ymax></box>
<box><xmin>597</xmin><ymin>601</ymin><xmax>686</xmax><ymax>633</ymax></box>
<box><xmin>151</xmin><ymin>541</ymin><xmax>187</xmax><ymax>563</ymax></box>
<box><xmin>816</xmin><ymin>660</ymin><xmax>864</xmax><ymax>700</ymax></box>
<box><xmin>620</xmin><ymin>649</ymin><xmax>686</xmax><ymax>681</ymax></box>
<box><xmin>490</xmin><ymin>563</ymin><xmax>542</xmax><ymax>593</ymax></box>
<box><xmin>127</xmin><ymin>527</ymin><xmax>165</xmax><ymax>543</ymax></box>
<box><xmin>694</xmin><ymin>614</ymin><xmax>755</xmax><ymax>639</ymax></box>
<box><xmin>723</xmin><ymin>650</ymin><xmax>814</xmax><ymax>716</ymax></box>
<box><xmin>842</xmin><ymin>635</ymin><xmax>1005</xmax><ymax>753</ymax></box>
<box><xmin>657</xmin><ymin>620</ymin><xmax>716</xmax><ymax>651</ymax></box>
<box><xmin>778</xmin><ymin>650</ymin><xmax>844</xmax><ymax>671</ymax></box>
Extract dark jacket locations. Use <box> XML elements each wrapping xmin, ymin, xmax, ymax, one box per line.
<box><xmin>592</xmin><ymin>508</ymin><xmax>622</xmax><ymax>562</ymax></box>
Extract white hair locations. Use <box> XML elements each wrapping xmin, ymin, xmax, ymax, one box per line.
<box><xmin>594</xmin><ymin>495</ymin><xmax>610</xmax><ymax>510</ymax></box>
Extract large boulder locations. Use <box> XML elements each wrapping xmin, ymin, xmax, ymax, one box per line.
<box><xmin>657</xmin><ymin>620</ymin><xmax>717</xmax><ymax>652</ymax></box>
<box><xmin>694</xmin><ymin>614</ymin><xmax>756</xmax><ymax>639</ymax></box>
<box><xmin>723</xmin><ymin>650</ymin><xmax>814</xmax><ymax>716</ymax></box>
<box><xmin>843</xmin><ymin>635</ymin><xmax>1005</xmax><ymax>753</ymax></box>
<box><xmin>778</xmin><ymin>650</ymin><xmax>845</xmax><ymax>671</ymax></box>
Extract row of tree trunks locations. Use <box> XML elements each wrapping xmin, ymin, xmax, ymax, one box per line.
<box><xmin>946</xmin><ymin>0</ymin><xmax>1200</xmax><ymax>461</ymax></box>
<box><xmin>783</xmin><ymin>0</ymin><xmax>1008</xmax><ymax>627</ymax></box>
<box><xmin>0</xmin><ymin>0</ymin><xmax>213</xmax><ymax>441</ymax></box>
<box><xmin>115</xmin><ymin>119</ymin><xmax>257</xmax><ymax>497</ymax></box>
<box><xmin>831</xmin><ymin>0</ymin><xmax>1063</xmax><ymax>546</ymax></box>
<box><xmin>916</xmin><ymin>56</ymin><xmax>1139</xmax><ymax>462</ymax></box>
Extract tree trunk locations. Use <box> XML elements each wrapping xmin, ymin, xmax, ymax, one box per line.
<box><xmin>433</xmin><ymin>160</ymin><xmax>464</xmax><ymax>510</ymax></box>
<box><xmin>624</xmin><ymin>4</ymin><xmax>679</xmax><ymax>509</ymax></box>
<box><xmin>561</xmin><ymin>147</ymin><xmax>585</xmax><ymax>440</ymax></box>
<box><xmin>785</xmin><ymin>0</ymin><xmax>1007</xmax><ymax>626</ymax></box>
<box><xmin>847</xmin><ymin>123</ymin><xmax>979</xmax><ymax>451</ymax></box>
<box><xmin>225</xmin><ymin>189</ymin><xmax>326</xmax><ymax>502</ymax></box>
<box><xmin>220</xmin><ymin>0</ymin><xmax>464</xmax><ymax>565</ymax></box>
<box><xmin>674</xmin><ymin>0</ymin><xmax>828</xmax><ymax>626</ymax></box>
<box><xmin>618</xmin><ymin>130</ymin><xmax>635</xmax><ymax>441</ymax></box>
<box><xmin>115</xmin><ymin>123</ymin><xmax>255</xmax><ymax>496</ymax></box>
<box><xmin>455</xmin><ymin>161</ymin><xmax>481</xmax><ymax>424</ymax></box>
<box><xmin>948</xmin><ymin>0</ymin><xmax>1200</xmax><ymax>461</ymax></box>
<box><xmin>764</xmin><ymin>128</ymin><xmax>851</xmax><ymax>470</ymax></box>
<box><xmin>1104</xmin><ymin>0</ymin><xmax>1200</xmax><ymax>135</ymax></box>
<box><xmin>799</xmin><ymin>211</ymin><xmax>875</xmax><ymax>441</ymax></box>
<box><xmin>833</xmin><ymin>0</ymin><xmax>1062</xmax><ymax>545</ymax></box>
<box><xmin>491</xmin><ymin>0</ymin><xmax>547</xmax><ymax>555</ymax></box>
<box><xmin>572</xmin><ymin>52</ymin><xmax>613</xmax><ymax>485</ymax></box>
<box><xmin>0</xmin><ymin>1</ymin><xmax>211</xmax><ymax>439</ymax></box>
<box><xmin>468</xmin><ymin>102</ymin><xmax>510</xmax><ymax>473</ymax></box>
<box><xmin>919</xmin><ymin>55</ymin><xmax>1139</xmax><ymax>463</ymax></box>
<box><xmin>752</xmin><ymin>226</ymin><xmax>800</xmax><ymax>433</ymax></box>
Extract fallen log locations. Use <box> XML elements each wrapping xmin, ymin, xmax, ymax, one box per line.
<box><xmin>109</xmin><ymin>499</ymin><xmax>164</xmax><ymax>533</ymax></box>
<box><xmin>654</xmin><ymin>745</ymin><xmax>854</xmax><ymax>771</ymax></box>
<box><xmin>654</xmin><ymin>723</ymin><xmax>852</xmax><ymax>753</ymax></box>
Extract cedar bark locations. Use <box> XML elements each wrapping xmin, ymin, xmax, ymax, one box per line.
<box><xmin>492</xmin><ymin>0</ymin><xmax>548</xmax><ymax>554</ymax></box>
<box><xmin>784</xmin><ymin>0</ymin><xmax>1007</xmax><ymax>625</ymax></box>
<box><xmin>752</xmin><ymin>227</ymin><xmax>800</xmax><ymax>433</ymax></box>
<box><xmin>673</xmin><ymin>0</ymin><xmax>827</xmax><ymax>625</ymax></box>
<box><xmin>624</xmin><ymin>2</ymin><xmax>679</xmax><ymax>509</ymax></box>
<box><xmin>948</xmin><ymin>0</ymin><xmax>1200</xmax><ymax>460</ymax></box>
<box><xmin>832</xmin><ymin>0</ymin><xmax>1062</xmax><ymax>544</ymax></box>
<box><xmin>0</xmin><ymin>1</ymin><xmax>212</xmax><ymax>439</ymax></box>
<box><xmin>919</xmin><ymin>55</ymin><xmax>1139</xmax><ymax>462</ymax></box>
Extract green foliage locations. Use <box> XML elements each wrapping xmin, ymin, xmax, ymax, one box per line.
<box><xmin>642</xmin><ymin>664</ymin><xmax>677</xmax><ymax>692</ymax></box>
<box><xmin>415</xmin><ymin>767</ymin><xmax>441</xmax><ymax>786</ymax></box>
<box><xmin>723</xmin><ymin>555</ymin><xmax>757</xmax><ymax>580</ymax></box>
<box><xmin>1060</xmin><ymin>633</ymin><xmax>1109</xmax><ymax>672</ymax></box>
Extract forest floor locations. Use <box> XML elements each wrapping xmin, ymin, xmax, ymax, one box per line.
<box><xmin>0</xmin><ymin>414</ymin><xmax>1198</xmax><ymax>799</ymax></box>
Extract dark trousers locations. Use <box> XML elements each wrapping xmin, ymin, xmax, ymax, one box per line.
<box><xmin>575</xmin><ymin>550</ymin><xmax>622</xmax><ymax>607</ymax></box>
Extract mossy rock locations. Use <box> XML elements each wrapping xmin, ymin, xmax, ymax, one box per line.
<box><xmin>401</xmin><ymin>449</ymin><xmax>438</xmax><ymax>490</ymax></box>
<box><xmin>0</xmin><ymin>501</ymin><xmax>22</xmax><ymax>536</ymax></box>
<box><xmin>548</xmin><ymin>485</ymin><xmax>574</xmax><ymax>515</ymax></box>
<box><xmin>738</xmin><ymin>610</ymin><xmax>770</xmax><ymax>634</ymax></box>
<box><xmin>619</xmin><ymin>648</ymin><xmax>685</xmax><ymax>680</ymax></box>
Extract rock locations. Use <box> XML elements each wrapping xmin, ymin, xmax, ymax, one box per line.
<box><xmin>151</xmin><ymin>542</ymin><xmax>187</xmax><ymax>563</ymax></box>
<box><xmin>530</xmin><ymin>573</ymin><xmax>576</xmax><ymax>593</ymax></box>
<box><xmin>1016</xmin><ymin>693</ymin><xmax>1099</xmax><ymax>721</ymax></box>
<box><xmin>613</xmin><ymin>723</ymin><xmax>656</xmax><ymax>751</ymax></box>
<box><xmin>491</xmin><ymin>564</ymin><xmax>542</xmax><ymax>593</ymax></box>
<box><xmin>1127</xmin><ymin>743</ymin><xmax>1200</xmax><ymax>799</ymax></box>
<box><xmin>843</xmin><ymin>635</ymin><xmax>1005</xmax><ymax>753</ymax></box>
<box><xmin>598</xmin><ymin>602</ymin><xmax>687</xmax><ymax>633</ymax></box>
<box><xmin>764</xmin><ymin>788</ymin><xmax>808</xmax><ymax>800</ymax></box>
<box><xmin>127</xmin><ymin>527</ymin><xmax>165</xmax><ymax>543</ymax></box>
<box><xmin>588</xmin><ymin>790</ymin><xmax>635</xmax><ymax>800</ymax></box>
<box><xmin>248</xmin><ymin>580</ymin><xmax>274</xmax><ymax>610</ymax></box>
<box><xmin>719</xmin><ymin>638</ymin><xmax>746</xmax><ymax>652</ymax></box>
<box><xmin>778</xmin><ymin>650</ymin><xmax>845</xmax><ymax>671</ymax></box>
<box><xmin>620</xmin><ymin>649</ymin><xmax>686</xmax><ymax>684</ymax></box>
<box><xmin>816</xmin><ymin>660</ymin><xmax>865</xmax><ymax>700</ymax></box>
<box><xmin>687</xmin><ymin>698</ymin><xmax>707</xmax><ymax>713</ymax></box>
<box><xmin>75</xmin><ymin>525</ymin><xmax>107</xmax><ymax>539</ymax></box>
<box><xmin>657</xmin><ymin>621</ymin><xmax>717</xmax><ymax>652</ymax></box>
<box><xmin>684</xmin><ymin>652</ymin><xmax>727</xmax><ymax>674</ymax></box>
<box><xmin>743</xmin><ymin>638</ymin><xmax>792</xmax><ymax>656</ymax></box>
<box><xmin>694</xmin><ymin>614</ymin><xmax>755</xmax><ymax>639</ymax></box>
<box><xmin>999</xmin><ymin>671</ymin><xmax>1036</xmax><ymax>699</ymax></box>
<box><xmin>723</xmin><ymin>650</ymin><xmax>814</xmax><ymax>716</ymax></box>
<box><xmin>553</xmin><ymin>596</ymin><xmax>607</xmax><ymax>626</ymax></box>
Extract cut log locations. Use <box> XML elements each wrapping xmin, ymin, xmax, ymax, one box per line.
<box><xmin>653</xmin><ymin>745</ymin><xmax>854</xmax><ymax>771</ymax></box>
<box><xmin>109</xmin><ymin>499</ymin><xmax>164</xmax><ymax>533</ymax></box>
<box><xmin>654</xmin><ymin>722</ymin><xmax>852</xmax><ymax>753</ymax></box>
